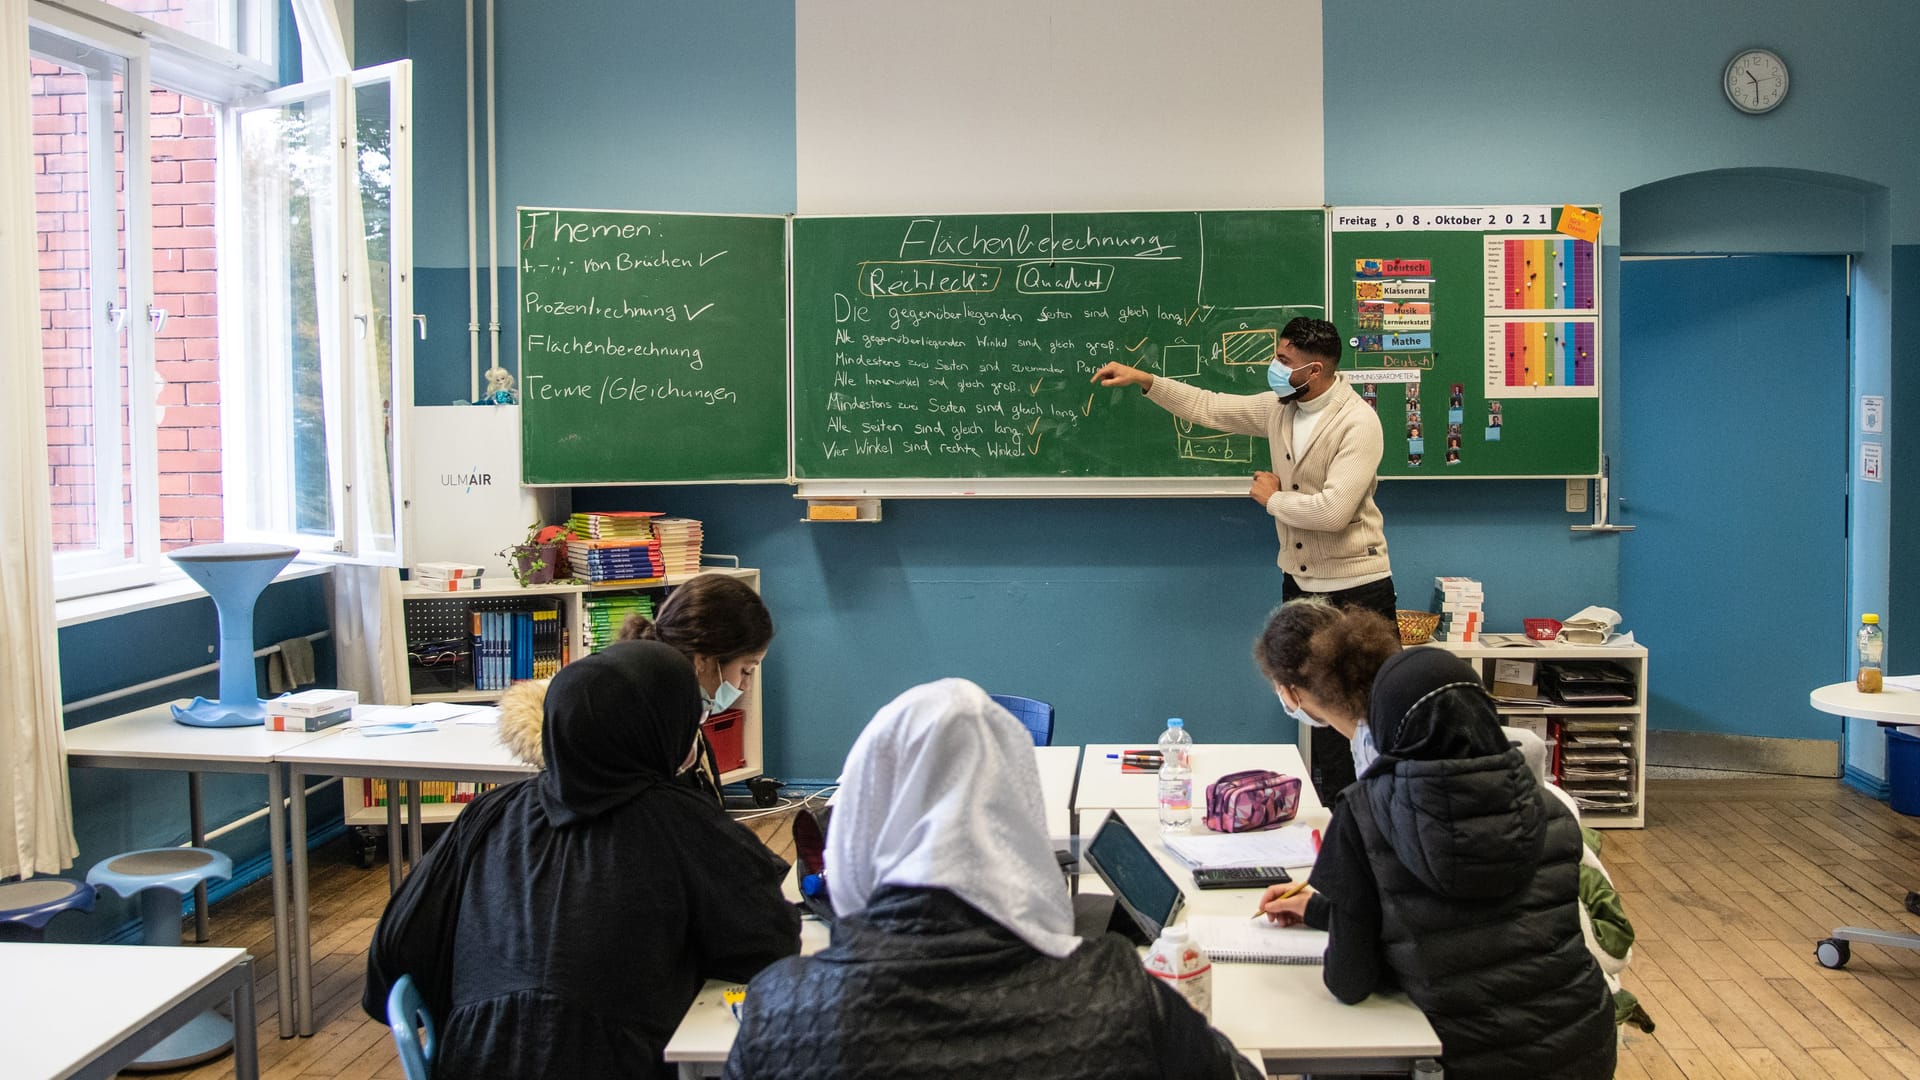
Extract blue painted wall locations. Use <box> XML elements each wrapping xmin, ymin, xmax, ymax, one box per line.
<box><xmin>52</xmin><ymin>576</ymin><xmax>339</xmax><ymax>943</ymax></box>
<box><xmin>1893</xmin><ymin>246</ymin><xmax>1920</xmax><ymax>673</ymax></box>
<box><xmin>354</xmin><ymin>0</ymin><xmax>1920</xmax><ymax>779</ymax></box>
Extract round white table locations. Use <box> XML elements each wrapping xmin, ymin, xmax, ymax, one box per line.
<box><xmin>1806</xmin><ymin>680</ymin><xmax>1920</xmax><ymax>969</ymax></box>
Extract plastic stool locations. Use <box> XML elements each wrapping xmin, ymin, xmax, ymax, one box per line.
<box><xmin>87</xmin><ymin>848</ymin><xmax>236</xmax><ymax>1070</ymax></box>
<box><xmin>0</xmin><ymin>877</ymin><xmax>95</xmax><ymax>942</ymax></box>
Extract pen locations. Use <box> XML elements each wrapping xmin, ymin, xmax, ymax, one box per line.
<box><xmin>1252</xmin><ymin>880</ymin><xmax>1311</xmax><ymax>920</ymax></box>
<box><xmin>1312</xmin><ymin>828</ymin><xmax>1322</xmax><ymax>852</ymax></box>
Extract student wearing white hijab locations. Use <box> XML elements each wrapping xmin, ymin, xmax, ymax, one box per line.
<box><xmin>724</xmin><ymin>679</ymin><xmax>1258</xmax><ymax>1080</ymax></box>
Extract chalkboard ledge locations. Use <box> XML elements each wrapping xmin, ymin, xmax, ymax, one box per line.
<box><xmin>793</xmin><ymin>478</ymin><xmax>1257</xmax><ymax>499</ymax></box>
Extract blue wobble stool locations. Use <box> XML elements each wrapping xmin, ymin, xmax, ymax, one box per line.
<box><xmin>167</xmin><ymin>542</ymin><xmax>299</xmax><ymax>726</ymax></box>
<box><xmin>990</xmin><ymin>694</ymin><xmax>1055</xmax><ymax>747</ymax></box>
<box><xmin>88</xmin><ymin>847</ymin><xmax>237</xmax><ymax>1069</ymax></box>
<box><xmin>387</xmin><ymin>973</ymin><xmax>437</xmax><ymax>1079</ymax></box>
<box><xmin>0</xmin><ymin>876</ymin><xmax>95</xmax><ymax>942</ymax></box>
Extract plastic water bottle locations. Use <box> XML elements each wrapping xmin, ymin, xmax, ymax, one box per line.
<box><xmin>1858</xmin><ymin>613</ymin><xmax>1885</xmax><ymax>693</ymax></box>
<box><xmin>1157</xmin><ymin>718</ymin><xmax>1193</xmax><ymax>830</ymax></box>
<box><xmin>1144</xmin><ymin>922</ymin><xmax>1212</xmax><ymax>1018</ymax></box>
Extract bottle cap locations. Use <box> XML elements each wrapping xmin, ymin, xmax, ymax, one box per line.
<box><xmin>1161</xmin><ymin>923</ymin><xmax>1189</xmax><ymax>943</ymax></box>
<box><xmin>1864</xmin><ymin>613</ymin><xmax>1881</xmax><ymax>624</ymax></box>
<box><xmin>1167</xmin><ymin>718</ymin><xmax>1185</xmax><ymax>728</ymax></box>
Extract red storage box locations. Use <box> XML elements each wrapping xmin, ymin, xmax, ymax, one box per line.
<box><xmin>703</xmin><ymin>709</ymin><xmax>747</xmax><ymax>773</ymax></box>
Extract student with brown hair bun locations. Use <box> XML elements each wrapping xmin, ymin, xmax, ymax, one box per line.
<box><xmin>618</xmin><ymin>572</ymin><xmax>775</xmax><ymax>804</ymax></box>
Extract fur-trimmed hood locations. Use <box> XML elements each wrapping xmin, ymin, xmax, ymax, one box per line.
<box><xmin>497</xmin><ymin>678</ymin><xmax>550</xmax><ymax>767</ymax></box>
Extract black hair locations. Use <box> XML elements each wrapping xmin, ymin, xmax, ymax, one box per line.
<box><xmin>1280</xmin><ymin>317</ymin><xmax>1341</xmax><ymax>364</ymax></box>
<box><xmin>1253</xmin><ymin>598</ymin><xmax>1402</xmax><ymax>720</ymax></box>
<box><xmin>618</xmin><ymin>573</ymin><xmax>774</xmax><ymax>663</ymax></box>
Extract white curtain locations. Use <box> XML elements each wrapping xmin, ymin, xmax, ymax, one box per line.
<box><xmin>329</xmin><ymin>565</ymin><xmax>407</xmax><ymax>705</ymax></box>
<box><xmin>0</xmin><ymin>0</ymin><xmax>79</xmax><ymax>876</ymax></box>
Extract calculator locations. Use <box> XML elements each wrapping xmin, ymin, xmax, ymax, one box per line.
<box><xmin>1191</xmin><ymin>865</ymin><xmax>1292</xmax><ymax>890</ymax></box>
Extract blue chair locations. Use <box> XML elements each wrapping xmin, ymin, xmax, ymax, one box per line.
<box><xmin>990</xmin><ymin>694</ymin><xmax>1055</xmax><ymax>747</ymax></box>
<box><xmin>387</xmin><ymin>974</ymin><xmax>436</xmax><ymax>1080</ymax></box>
<box><xmin>0</xmin><ymin>876</ymin><xmax>95</xmax><ymax>942</ymax></box>
<box><xmin>87</xmin><ymin>847</ymin><xmax>235</xmax><ymax>1069</ymax></box>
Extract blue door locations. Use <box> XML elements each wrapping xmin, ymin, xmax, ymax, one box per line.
<box><xmin>1618</xmin><ymin>255</ymin><xmax>1848</xmax><ymax>744</ymax></box>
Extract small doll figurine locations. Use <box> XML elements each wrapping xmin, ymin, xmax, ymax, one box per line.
<box><xmin>483</xmin><ymin>365</ymin><xmax>517</xmax><ymax>405</ymax></box>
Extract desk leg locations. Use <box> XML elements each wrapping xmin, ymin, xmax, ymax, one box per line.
<box><xmin>188</xmin><ymin>772</ymin><xmax>209</xmax><ymax>943</ymax></box>
<box><xmin>268</xmin><ymin>765</ymin><xmax>297</xmax><ymax>1039</ymax></box>
<box><xmin>231</xmin><ymin>957</ymin><xmax>260</xmax><ymax>1080</ymax></box>
<box><xmin>407</xmin><ymin>782</ymin><xmax>425</xmax><ymax>870</ymax></box>
<box><xmin>386</xmin><ymin>783</ymin><xmax>403</xmax><ymax>891</ymax></box>
<box><xmin>289</xmin><ymin>766</ymin><xmax>315</xmax><ymax>1037</ymax></box>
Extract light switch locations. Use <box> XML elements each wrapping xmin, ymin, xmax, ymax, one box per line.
<box><xmin>1565</xmin><ymin>479</ymin><xmax>1588</xmax><ymax>513</ymax></box>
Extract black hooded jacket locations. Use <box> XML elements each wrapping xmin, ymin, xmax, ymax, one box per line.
<box><xmin>1303</xmin><ymin>648</ymin><xmax>1616</xmax><ymax>1080</ymax></box>
<box><xmin>363</xmin><ymin>641</ymin><xmax>800</xmax><ymax>1078</ymax></box>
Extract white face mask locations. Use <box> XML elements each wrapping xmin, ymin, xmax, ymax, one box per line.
<box><xmin>704</xmin><ymin>675</ymin><xmax>744</xmax><ymax>714</ymax></box>
<box><xmin>1351</xmin><ymin>722</ymin><xmax>1380</xmax><ymax>777</ymax></box>
<box><xmin>1277</xmin><ymin>687</ymin><xmax>1327</xmax><ymax>728</ymax></box>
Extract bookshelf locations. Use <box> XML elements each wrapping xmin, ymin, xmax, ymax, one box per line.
<box><xmin>348</xmin><ymin>566</ymin><xmax>766</xmax><ymax>827</ymax></box>
<box><xmin>1429</xmin><ymin>640</ymin><xmax>1648</xmax><ymax>829</ymax></box>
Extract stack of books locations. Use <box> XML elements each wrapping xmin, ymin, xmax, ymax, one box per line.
<box><xmin>653</xmin><ymin>518</ymin><xmax>704</xmax><ymax>576</ymax></box>
<box><xmin>567</xmin><ymin>538</ymin><xmax>665</xmax><ymax>585</ymax></box>
<box><xmin>266</xmin><ymin>689</ymin><xmax>358</xmax><ymax>732</ymax></box>
<box><xmin>413</xmin><ymin>561</ymin><xmax>485</xmax><ymax>591</ymax></box>
<box><xmin>1431</xmin><ymin>576</ymin><xmax>1483</xmax><ymax>642</ymax></box>
<box><xmin>583</xmin><ymin>593</ymin><xmax>656</xmax><ymax>653</ymax></box>
<box><xmin>566</xmin><ymin>510</ymin><xmax>661</xmax><ymax>541</ymax></box>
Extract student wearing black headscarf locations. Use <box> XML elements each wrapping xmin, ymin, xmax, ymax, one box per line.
<box><xmin>363</xmin><ymin>641</ymin><xmax>800</xmax><ymax>1078</ymax></box>
<box><xmin>1257</xmin><ymin>645</ymin><xmax>1617</xmax><ymax>1080</ymax></box>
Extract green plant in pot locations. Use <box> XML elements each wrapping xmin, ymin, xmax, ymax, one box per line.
<box><xmin>499</xmin><ymin>523</ymin><xmax>570</xmax><ymax>587</ymax></box>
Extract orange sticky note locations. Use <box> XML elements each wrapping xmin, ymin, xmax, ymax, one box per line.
<box><xmin>1558</xmin><ymin>205</ymin><xmax>1602</xmax><ymax>243</ymax></box>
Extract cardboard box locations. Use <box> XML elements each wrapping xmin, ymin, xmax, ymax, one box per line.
<box><xmin>267</xmin><ymin>706</ymin><xmax>352</xmax><ymax>732</ymax></box>
<box><xmin>271</xmin><ymin>689</ymin><xmax>359</xmax><ymax>716</ymax></box>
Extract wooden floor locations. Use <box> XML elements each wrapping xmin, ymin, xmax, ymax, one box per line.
<box><xmin>158</xmin><ymin>779</ymin><xmax>1920</xmax><ymax>1079</ymax></box>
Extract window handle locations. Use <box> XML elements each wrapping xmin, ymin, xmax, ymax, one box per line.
<box><xmin>353</xmin><ymin>314</ymin><xmax>368</xmax><ymax>339</ymax></box>
<box><xmin>147</xmin><ymin>305</ymin><xmax>168</xmax><ymax>336</ymax></box>
<box><xmin>107</xmin><ymin>302</ymin><xmax>129</xmax><ymax>336</ymax></box>
<box><xmin>412</xmin><ymin>314</ymin><xmax>427</xmax><ymax>340</ymax></box>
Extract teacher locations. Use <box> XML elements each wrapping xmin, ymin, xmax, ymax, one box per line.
<box><xmin>1092</xmin><ymin>316</ymin><xmax>1394</xmax><ymax>798</ymax></box>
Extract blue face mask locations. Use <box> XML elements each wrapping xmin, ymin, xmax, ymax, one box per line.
<box><xmin>1351</xmin><ymin>722</ymin><xmax>1380</xmax><ymax>777</ymax></box>
<box><xmin>705</xmin><ymin>676</ymin><xmax>744</xmax><ymax>714</ymax></box>
<box><xmin>1267</xmin><ymin>357</ymin><xmax>1313</xmax><ymax>399</ymax></box>
<box><xmin>1277</xmin><ymin>687</ymin><xmax>1326</xmax><ymax>728</ymax></box>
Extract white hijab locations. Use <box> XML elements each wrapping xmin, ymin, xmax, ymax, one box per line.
<box><xmin>827</xmin><ymin>678</ymin><xmax>1080</xmax><ymax>958</ymax></box>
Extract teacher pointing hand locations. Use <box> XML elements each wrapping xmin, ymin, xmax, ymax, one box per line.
<box><xmin>1091</xmin><ymin>317</ymin><xmax>1395</xmax><ymax>800</ymax></box>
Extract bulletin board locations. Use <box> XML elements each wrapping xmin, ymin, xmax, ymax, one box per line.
<box><xmin>1329</xmin><ymin>205</ymin><xmax>1602</xmax><ymax>478</ymax></box>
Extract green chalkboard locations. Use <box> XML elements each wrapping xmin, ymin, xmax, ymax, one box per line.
<box><xmin>517</xmin><ymin>208</ymin><xmax>787</xmax><ymax>485</ymax></box>
<box><xmin>1328</xmin><ymin>206</ymin><xmax>1601</xmax><ymax>478</ymax></box>
<box><xmin>791</xmin><ymin>210</ymin><xmax>1326</xmax><ymax>482</ymax></box>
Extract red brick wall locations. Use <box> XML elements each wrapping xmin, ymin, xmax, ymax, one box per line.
<box><xmin>35</xmin><ymin>53</ymin><xmax>223</xmax><ymax>556</ymax></box>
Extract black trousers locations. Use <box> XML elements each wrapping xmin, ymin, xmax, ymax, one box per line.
<box><xmin>1281</xmin><ymin>573</ymin><xmax>1397</xmax><ymax>802</ymax></box>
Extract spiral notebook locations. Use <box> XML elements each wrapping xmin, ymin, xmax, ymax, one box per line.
<box><xmin>1189</xmin><ymin>916</ymin><xmax>1328</xmax><ymax>965</ymax></box>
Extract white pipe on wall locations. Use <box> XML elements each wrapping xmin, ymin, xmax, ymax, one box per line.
<box><xmin>466</xmin><ymin>0</ymin><xmax>480</xmax><ymax>401</ymax></box>
<box><xmin>485</xmin><ymin>0</ymin><xmax>501</xmax><ymax>378</ymax></box>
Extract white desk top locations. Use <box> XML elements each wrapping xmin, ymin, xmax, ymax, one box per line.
<box><xmin>63</xmin><ymin>701</ymin><xmax>338</xmax><ymax>766</ymax></box>
<box><xmin>1810</xmin><ymin>681</ymin><xmax>1920</xmax><ymax>726</ymax></box>
<box><xmin>665</xmin><ymin>919</ymin><xmax>832</xmax><ymax>1065</ymax></box>
<box><xmin>1077</xmin><ymin>744</ymin><xmax>1326</xmax><ymax>825</ymax></box>
<box><xmin>1104</xmin><ymin>809</ymin><xmax>1439</xmax><ymax>1062</ymax></box>
<box><xmin>1</xmin><ymin>943</ymin><xmax>249</xmax><ymax>1080</ymax></box>
<box><xmin>276</xmin><ymin>719</ymin><xmax>538</xmax><ymax>778</ymax></box>
<box><xmin>1032</xmin><ymin>745</ymin><xmax>1080</xmax><ymax>842</ymax></box>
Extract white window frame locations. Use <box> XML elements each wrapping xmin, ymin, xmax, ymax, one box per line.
<box><xmin>38</xmin><ymin>0</ymin><xmax>413</xmax><ymax>605</ymax></box>
<box><xmin>218</xmin><ymin>60</ymin><xmax>413</xmax><ymax>566</ymax></box>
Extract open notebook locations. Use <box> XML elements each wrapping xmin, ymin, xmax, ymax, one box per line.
<box><xmin>1189</xmin><ymin>916</ymin><xmax>1328</xmax><ymax>965</ymax></box>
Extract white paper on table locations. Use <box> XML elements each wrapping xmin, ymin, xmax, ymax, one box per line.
<box><xmin>453</xmin><ymin>706</ymin><xmax>502</xmax><ymax>726</ymax></box>
<box><xmin>1162</xmin><ymin>825</ymin><xmax>1320</xmax><ymax>869</ymax></box>
<box><xmin>1882</xmin><ymin>675</ymin><xmax>1920</xmax><ymax>692</ymax></box>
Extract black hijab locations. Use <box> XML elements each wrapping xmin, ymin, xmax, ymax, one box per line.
<box><xmin>1367</xmin><ymin>647</ymin><xmax>1510</xmax><ymax>764</ymax></box>
<box><xmin>537</xmin><ymin>640</ymin><xmax>704</xmax><ymax>826</ymax></box>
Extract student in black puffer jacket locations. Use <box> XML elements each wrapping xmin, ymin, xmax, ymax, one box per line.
<box><xmin>724</xmin><ymin>679</ymin><xmax>1258</xmax><ymax>1080</ymax></box>
<box><xmin>1260</xmin><ymin>636</ymin><xmax>1617</xmax><ymax>1080</ymax></box>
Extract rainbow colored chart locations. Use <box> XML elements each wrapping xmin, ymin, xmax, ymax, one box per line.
<box><xmin>1484</xmin><ymin>236</ymin><xmax>1595</xmax><ymax>313</ymax></box>
<box><xmin>1483</xmin><ymin>319</ymin><xmax>1597</xmax><ymax>397</ymax></box>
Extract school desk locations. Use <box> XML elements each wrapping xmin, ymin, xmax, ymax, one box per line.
<box><xmin>2</xmin><ymin>943</ymin><xmax>257</xmax><ymax>1080</ymax></box>
<box><xmin>1809</xmin><ymin>680</ymin><xmax>1920</xmax><ymax>968</ymax></box>
<box><xmin>63</xmin><ymin>701</ymin><xmax>335</xmax><ymax>1038</ymax></box>
<box><xmin>1032</xmin><ymin>744</ymin><xmax>1081</xmax><ymax>844</ymax></box>
<box><xmin>277</xmin><ymin>722</ymin><xmax>537</xmax><ymax>1036</ymax></box>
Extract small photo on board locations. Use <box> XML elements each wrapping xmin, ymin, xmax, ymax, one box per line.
<box><xmin>1450</xmin><ymin>383</ymin><xmax>1464</xmax><ymax>409</ymax></box>
<box><xmin>1406</xmin><ymin>405</ymin><xmax>1422</xmax><ymax>424</ymax></box>
<box><xmin>1447</xmin><ymin>423</ymin><xmax>1462</xmax><ymax>438</ymax></box>
<box><xmin>1489</xmin><ymin>400</ymin><xmax>1503</xmax><ymax>415</ymax></box>
<box><xmin>1446</xmin><ymin>448</ymin><xmax>1461</xmax><ymax>465</ymax></box>
<box><xmin>1446</xmin><ymin>435</ymin><xmax>1462</xmax><ymax>450</ymax></box>
<box><xmin>1490</xmin><ymin>413</ymin><xmax>1503</xmax><ymax>428</ymax></box>
<box><xmin>1361</xmin><ymin>384</ymin><xmax>1379</xmax><ymax>409</ymax></box>
<box><xmin>1408</xmin><ymin>452</ymin><xmax>1424</xmax><ymax>468</ymax></box>
<box><xmin>1407</xmin><ymin>424</ymin><xmax>1422</xmax><ymax>440</ymax></box>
